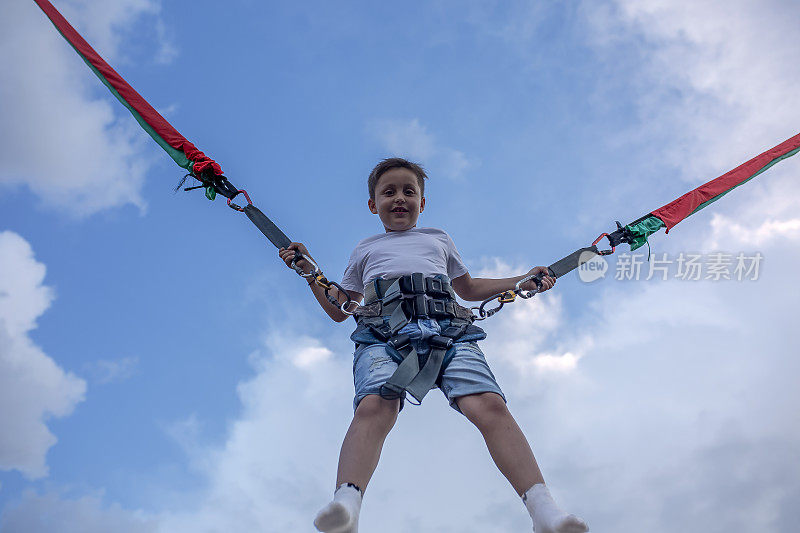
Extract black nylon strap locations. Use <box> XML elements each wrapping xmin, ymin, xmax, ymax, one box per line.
<box><xmin>243</xmin><ymin>204</ymin><xmax>292</xmax><ymax>249</ymax></box>
<box><xmin>547</xmin><ymin>246</ymin><xmax>600</xmax><ymax>279</ymax></box>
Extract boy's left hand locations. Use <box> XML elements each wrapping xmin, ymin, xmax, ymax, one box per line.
<box><xmin>521</xmin><ymin>266</ymin><xmax>556</xmax><ymax>293</ymax></box>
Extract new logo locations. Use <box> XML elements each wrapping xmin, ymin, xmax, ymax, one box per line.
<box><xmin>577</xmin><ymin>251</ymin><xmax>608</xmax><ymax>283</ymax></box>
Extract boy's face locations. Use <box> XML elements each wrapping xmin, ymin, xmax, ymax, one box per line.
<box><xmin>368</xmin><ymin>167</ymin><xmax>426</xmax><ymax>232</ymax></box>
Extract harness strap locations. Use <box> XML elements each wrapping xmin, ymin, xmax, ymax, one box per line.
<box><xmin>360</xmin><ymin>298</ymin><xmax>411</xmax><ymax>340</ymax></box>
<box><xmin>358</xmin><ymin>276</ymin><xmax>473</xmax><ymax>321</ymax></box>
<box><xmin>379</xmin><ymin>335</ymin><xmax>420</xmax><ymax>401</ymax></box>
<box><xmin>403</xmin><ymin>334</ymin><xmax>453</xmax><ymax>401</ymax></box>
<box><xmin>378</xmin><ymin>317</ymin><xmax>471</xmax><ymax>404</ymax></box>
<box><xmin>364</xmin><ymin>274</ymin><xmax>457</xmax><ymax>305</ymax></box>
<box><xmin>387</xmin><ymin>299</ymin><xmax>408</xmax><ymax>333</ymax></box>
<box><xmin>355</xmin><ymin>274</ymin><xmax>475</xmax><ymax>404</ymax></box>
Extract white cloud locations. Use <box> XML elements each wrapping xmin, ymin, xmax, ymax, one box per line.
<box><xmin>585</xmin><ymin>0</ymin><xmax>800</xmax><ymax>192</ymax></box>
<box><xmin>0</xmin><ymin>231</ymin><xmax>86</xmax><ymax>479</ymax></box>
<box><xmin>51</xmin><ymin>0</ymin><xmax>174</xmax><ymax>67</ymax></box>
<box><xmin>149</xmin><ymin>329</ymin><xmax>356</xmax><ymax>532</ymax></box>
<box><xmin>369</xmin><ymin>118</ymin><xmax>474</xmax><ymax>180</ymax></box>
<box><xmin>0</xmin><ymin>0</ymin><xmax>175</xmax><ymax>216</ymax></box>
<box><xmin>472</xmin><ymin>255</ymin><xmax>517</xmax><ymax>279</ymax></box>
<box><xmin>541</xmin><ymin>230</ymin><xmax>800</xmax><ymax>532</ymax></box>
<box><xmin>5</xmin><ymin>235</ymin><xmax>798</xmax><ymax>532</ymax></box>
<box><xmin>152</xmin><ymin>19</ymin><xmax>178</xmax><ymax>65</ymax></box>
<box><xmin>708</xmin><ymin>215</ymin><xmax>800</xmax><ymax>249</ymax></box>
<box><xmin>84</xmin><ymin>356</ymin><xmax>139</xmax><ymax>385</ymax></box>
<box><xmin>517</xmin><ymin>2</ymin><xmax>800</xmax><ymax>529</ymax></box>
<box><xmin>1</xmin><ymin>490</ymin><xmax>157</xmax><ymax>533</ymax></box>
<box><xmin>262</xmin><ymin>331</ymin><xmax>335</xmax><ymax>369</ymax></box>
<box><xmin>531</xmin><ymin>352</ymin><xmax>580</xmax><ymax>373</ymax></box>
<box><xmin>472</xmin><ymin>256</ymin><xmax>585</xmax><ymax>377</ymax></box>
<box><xmin>6</xmin><ymin>315</ymin><xmax>578</xmax><ymax>532</ymax></box>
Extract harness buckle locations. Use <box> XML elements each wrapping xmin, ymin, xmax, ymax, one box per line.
<box><xmin>412</xmin><ymin>273</ymin><xmax>426</xmax><ymax>294</ymax></box>
<box><xmin>429</xmin><ymin>335</ymin><xmax>453</xmax><ymax>350</ymax></box>
<box><xmin>410</xmin><ymin>295</ymin><xmax>429</xmax><ymax>317</ymax></box>
<box><xmin>387</xmin><ymin>333</ymin><xmax>411</xmax><ymax>351</ymax></box>
<box><xmin>428</xmin><ymin>298</ymin><xmax>447</xmax><ymax>316</ymax></box>
<box><xmin>369</xmin><ymin>324</ymin><xmax>392</xmax><ymax>341</ymax></box>
<box><xmin>400</xmin><ymin>273</ymin><xmax>426</xmax><ymax>294</ymax></box>
<box><xmin>425</xmin><ymin>277</ymin><xmax>449</xmax><ymax>297</ymax></box>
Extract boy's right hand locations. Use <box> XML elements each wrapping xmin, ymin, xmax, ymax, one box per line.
<box><xmin>278</xmin><ymin>242</ymin><xmax>315</xmax><ymax>275</ymax></box>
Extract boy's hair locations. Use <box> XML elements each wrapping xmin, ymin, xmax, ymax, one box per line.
<box><xmin>368</xmin><ymin>158</ymin><xmax>428</xmax><ymax>200</ymax></box>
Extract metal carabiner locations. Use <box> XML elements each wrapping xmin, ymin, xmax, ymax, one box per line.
<box><xmin>319</xmin><ymin>278</ymin><xmax>356</xmax><ymax>316</ymax></box>
<box><xmin>227</xmin><ymin>189</ymin><xmax>253</xmax><ymax>212</ymax></box>
<box><xmin>470</xmin><ymin>305</ymin><xmax>488</xmax><ymax>320</ymax></box>
<box><xmin>312</xmin><ymin>273</ymin><xmax>333</xmax><ymax>289</ymax></box>
<box><xmin>340</xmin><ymin>299</ymin><xmax>360</xmax><ymax>316</ymax></box>
<box><xmin>498</xmin><ymin>290</ymin><xmax>517</xmax><ymax>304</ymax></box>
<box><xmin>514</xmin><ymin>274</ymin><xmax>542</xmax><ymax>299</ymax></box>
<box><xmin>472</xmin><ymin>290</ymin><xmax>513</xmax><ymax>320</ymax></box>
<box><xmin>291</xmin><ymin>253</ymin><xmax>320</xmax><ymax>279</ymax></box>
<box><xmin>592</xmin><ymin>232</ymin><xmax>616</xmax><ymax>256</ymax></box>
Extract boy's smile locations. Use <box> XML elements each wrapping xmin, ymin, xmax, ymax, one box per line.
<box><xmin>368</xmin><ymin>167</ymin><xmax>425</xmax><ymax>232</ymax></box>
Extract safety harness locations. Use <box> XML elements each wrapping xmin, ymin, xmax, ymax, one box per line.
<box><xmin>351</xmin><ymin>273</ymin><xmax>485</xmax><ymax>404</ymax></box>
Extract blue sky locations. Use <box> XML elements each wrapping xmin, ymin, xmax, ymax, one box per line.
<box><xmin>1</xmin><ymin>1</ymin><xmax>799</xmax><ymax>531</ymax></box>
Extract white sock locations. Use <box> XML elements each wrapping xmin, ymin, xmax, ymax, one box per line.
<box><xmin>314</xmin><ymin>483</ymin><xmax>362</xmax><ymax>533</ymax></box>
<box><xmin>523</xmin><ymin>484</ymin><xmax>588</xmax><ymax>533</ymax></box>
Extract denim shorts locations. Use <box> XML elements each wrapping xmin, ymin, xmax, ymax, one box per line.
<box><xmin>353</xmin><ymin>318</ymin><xmax>506</xmax><ymax>414</ymax></box>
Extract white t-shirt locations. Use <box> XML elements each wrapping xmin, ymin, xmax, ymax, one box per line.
<box><xmin>340</xmin><ymin>227</ymin><xmax>468</xmax><ymax>295</ymax></box>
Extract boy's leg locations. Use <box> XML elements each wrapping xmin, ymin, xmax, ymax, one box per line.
<box><xmin>457</xmin><ymin>393</ymin><xmax>588</xmax><ymax>533</ymax></box>
<box><xmin>456</xmin><ymin>392</ymin><xmax>542</xmax><ymax>495</ymax></box>
<box><xmin>336</xmin><ymin>394</ymin><xmax>401</xmax><ymax>490</ymax></box>
<box><xmin>314</xmin><ymin>394</ymin><xmax>400</xmax><ymax>533</ymax></box>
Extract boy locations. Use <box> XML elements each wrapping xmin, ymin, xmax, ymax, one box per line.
<box><xmin>278</xmin><ymin>158</ymin><xmax>588</xmax><ymax>533</ymax></box>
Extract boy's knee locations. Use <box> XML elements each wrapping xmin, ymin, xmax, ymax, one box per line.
<box><xmin>457</xmin><ymin>392</ymin><xmax>508</xmax><ymax>423</ymax></box>
<box><xmin>355</xmin><ymin>394</ymin><xmax>401</xmax><ymax>422</ymax></box>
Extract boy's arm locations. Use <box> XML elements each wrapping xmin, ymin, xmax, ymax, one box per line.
<box><xmin>308</xmin><ymin>284</ymin><xmax>363</xmax><ymax>322</ymax></box>
<box><xmin>279</xmin><ymin>243</ymin><xmax>363</xmax><ymax>323</ymax></box>
<box><xmin>451</xmin><ymin>267</ymin><xmax>555</xmax><ymax>302</ymax></box>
